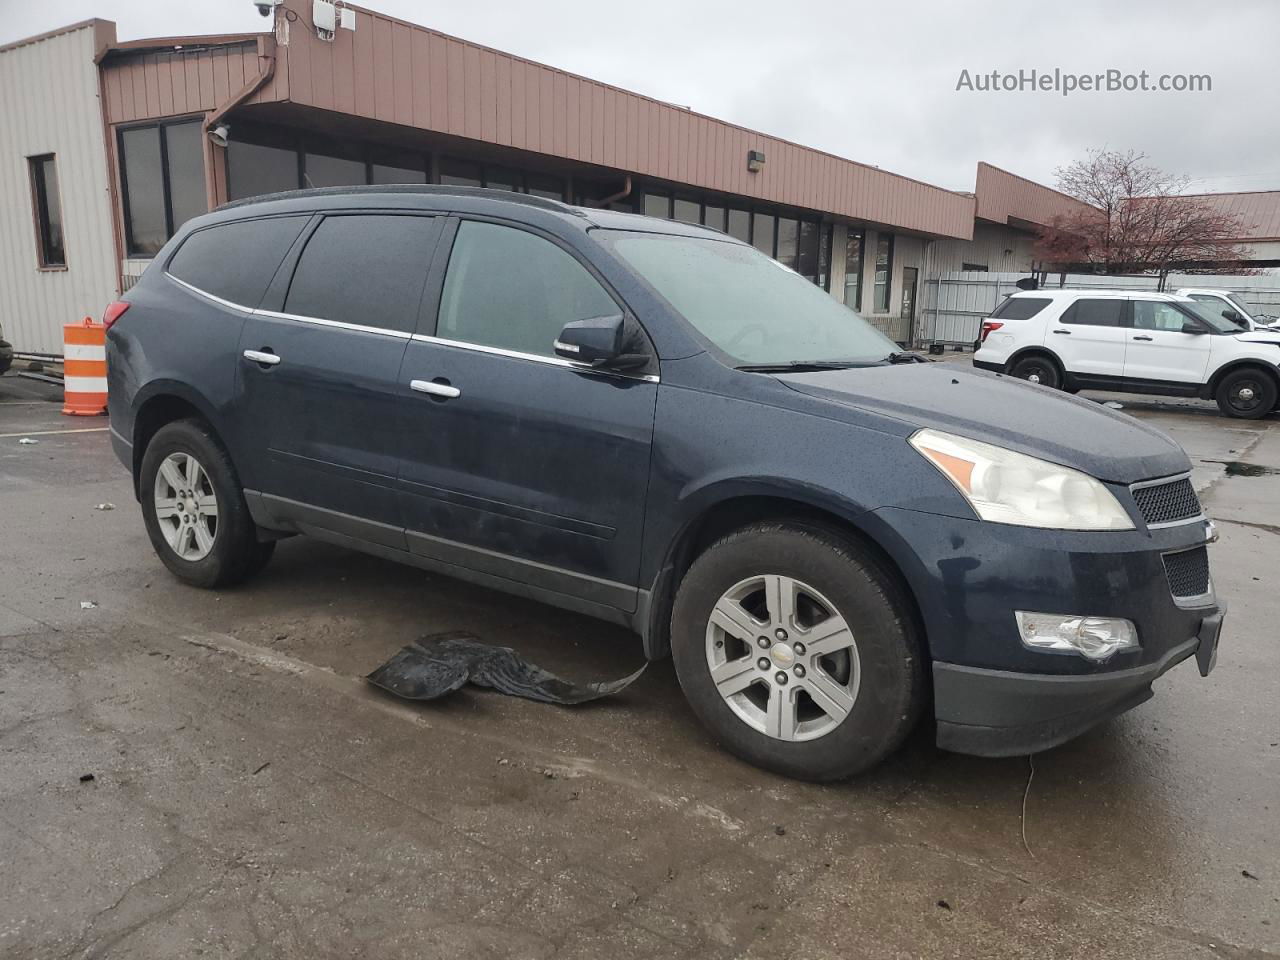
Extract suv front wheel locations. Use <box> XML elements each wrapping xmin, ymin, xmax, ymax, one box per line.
<box><xmin>1215</xmin><ymin>368</ymin><xmax>1278</xmax><ymax>420</ymax></box>
<box><xmin>670</xmin><ymin>522</ymin><xmax>924</xmax><ymax>781</ymax></box>
<box><xmin>139</xmin><ymin>419</ymin><xmax>275</xmax><ymax>588</ymax></box>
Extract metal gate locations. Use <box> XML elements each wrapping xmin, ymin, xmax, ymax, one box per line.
<box><xmin>917</xmin><ymin>271</ymin><xmax>1280</xmax><ymax>347</ymax></box>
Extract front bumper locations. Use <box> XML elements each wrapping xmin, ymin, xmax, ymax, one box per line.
<box><xmin>935</xmin><ymin>609</ymin><xmax>1222</xmax><ymax>756</ymax></box>
<box><xmin>860</xmin><ymin>505</ymin><xmax>1223</xmax><ymax>757</ymax></box>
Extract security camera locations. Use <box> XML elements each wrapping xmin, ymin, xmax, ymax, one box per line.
<box><xmin>254</xmin><ymin>0</ymin><xmax>282</xmax><ymax>17</ymax></box>
<box><xmin>208</xmin><ymin>123</ymin><xmax>230</xmax><ymax>148</ymax></box>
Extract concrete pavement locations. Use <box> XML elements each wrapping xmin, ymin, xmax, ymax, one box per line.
<box><xmin>0</xmin><ymin>370</ymin><xmax>1276</xmax><ymax>959</ymax></box>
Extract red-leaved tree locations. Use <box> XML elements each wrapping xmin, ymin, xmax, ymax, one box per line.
<box><xmin>1035</xmin><ymin>149</ymin><xmax>1255</xmax><ymax>285</ymax></box>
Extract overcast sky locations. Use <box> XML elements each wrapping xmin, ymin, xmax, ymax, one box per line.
<box><xmin>6</xmin><ymin>0</ymin><xmax>1277</xmax><ymax>195</ymax></box>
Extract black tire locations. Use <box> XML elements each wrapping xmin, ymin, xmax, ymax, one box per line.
<box><xmin>1008</xmin><ymin>355</ymin><xmax>1062</xmax><ymax>390</ymax></box>
<box><xmin>139</xmin><ymin>418</ymin><xmax>272</xmax><ymax>588</ymax></box>
<box><xmin>1214</xmin><ymin>368</ymin><xmax>1278</xmax><ymax>420</ymax></box>
<box><xmin>670</xmin><ymin>522</ymin><xmax>925</xmax><ymax>781</ymax></box>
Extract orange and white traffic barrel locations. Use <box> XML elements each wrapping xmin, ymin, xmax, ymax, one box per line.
<box><xmin>62</xmin><ymin>317</ymin><xmax>108</xmax><ymax>416</ymax></box>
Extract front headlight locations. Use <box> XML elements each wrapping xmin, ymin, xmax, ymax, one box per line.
<box><xmin>909</xmin><ymin>428</ymin><xmax>1134</xmax><ymax>530</ymax></box>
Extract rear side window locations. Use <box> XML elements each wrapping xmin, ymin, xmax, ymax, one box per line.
<box><xmin>167</xmin><ymin>216</ymin><xmax>307</xmax><ymax>308</ymax></box>
<box><xmin>990</xmin><ymin>297</ymin><xmax>1051</xmax><ymax>320</ymax></box>
<box><xmin>436</xmin><ymin>220</ymin><xmax>618</xmax><ymax>357</ymax></box>
<box><xmin>284</xmin><ymin>215</ymin><xmax>439</xmax><ymax>333</ymax></box>
<box><xmin>1060</xmin><ymin>298</ymin><xmax>1124</xmax><ymax>327</ymax></box>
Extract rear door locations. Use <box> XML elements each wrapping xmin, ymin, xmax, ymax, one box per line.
<box><xmin>396</xmin><ymin>218</ymin><xmax>658</xmax><ymax>612</ymax></box>
<box><xmin>1123</xmin><ymin>299</ymin><xmax>1213</xmax><ymax>385</ymax></box>
<box><xmin>235</xmin><ymin>212</ymin><xmax>443</xmax><ymax>545</ymax></box>
<box><xmin>1047</xmin><ymin>296</ymin><xmax>1128</xmax><ymax>378</ymax></box>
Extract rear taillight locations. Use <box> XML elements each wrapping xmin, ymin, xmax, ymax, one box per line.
<box><xmin>102</xmin><ymin>301</ymin><xmax>130</xmax><ymax>329</ymax></box>
<box><xmin>979</xmin><ymin>320</ymin><xmax>1004</xmax><ymax>343</ymax></box>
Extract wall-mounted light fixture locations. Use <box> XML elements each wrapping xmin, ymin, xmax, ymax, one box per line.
<box><xmin>208</xmin><ymin>123</ymin><xmax>230</xmax><ymax>147</ymax></box>
<box><xmin>747</xmin><ymin>150</ymin><xmax>766</xmax><ymax>172</ymax></box>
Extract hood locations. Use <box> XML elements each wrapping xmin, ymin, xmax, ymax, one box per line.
<box><xmin>777</xmin><ymin>363</ymin><xmax>1189</xmax><ymax>484</ymax></box>
<box><xmin>1235</xmin><ymin>330</ymin><xmax>1280</xmax><ymax>343</ymax></box>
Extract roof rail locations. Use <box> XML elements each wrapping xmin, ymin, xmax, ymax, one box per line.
<box><xmin>218</xmin><ymin>183</ymin><xmax>587</xmax><ymax>216</ymax></box>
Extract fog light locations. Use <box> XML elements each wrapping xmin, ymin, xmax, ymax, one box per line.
<box><xmin>1015</xmin><ymin>611</ymin><xmax>1139</xmax><ymax>661</ymax></box>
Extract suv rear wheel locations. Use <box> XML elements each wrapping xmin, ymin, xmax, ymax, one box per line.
<box><xmin>1215</xmin><ymin>368</ymin><xmax>1278</xmax><ymax>420</ymax></box>
<box><xmin>1008</xmin><ymin>355</ymin><xmax>1061</xmax><ymax>390</ymax></box>
<box><xmin>670</xmin><ymin>522</ymin><xmax>924</xmax><ymax>781</ymax></box>
<box><xmin>139</xmin><ymin>419</ymin><xmax>274</xmax><ymax>588</ymax></box>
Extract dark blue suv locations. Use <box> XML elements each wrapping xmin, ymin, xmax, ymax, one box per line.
<box><xmin>105</xmin><ymin>186</ymin><xmax>1223</xmax><ymax>780</ymax></box>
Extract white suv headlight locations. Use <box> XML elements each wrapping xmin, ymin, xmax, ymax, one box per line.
<box><xmin>909</xmin><ymin>429</ymin><xmax>1134</xmax><ymax>531</ymax></box>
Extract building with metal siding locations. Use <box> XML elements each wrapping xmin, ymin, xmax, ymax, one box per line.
<box><xmin>9</xmin><ymin>1</ymin><xmax>1262</xmax><ymax>357</ymax></box>
<box><xmin>0</xmin><ymin>20</ymin><xmax>118</xmax><ymax>354</ymax></box>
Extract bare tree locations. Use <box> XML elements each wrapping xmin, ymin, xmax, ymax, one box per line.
<box><xmin>1035</xmin><ymin>149</ymin><xmax>1255</xmax><ymax>287</ymax></box>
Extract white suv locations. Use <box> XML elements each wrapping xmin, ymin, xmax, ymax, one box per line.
<box><xmin>1175</xmin><ymin>288</ymin><xmax>1280</xmax><ymax>332</ymax></box>
<box><xmin>973</xmin><ymin>289</ymin><xmax>1280</xmax><ymax>419</ymax></box>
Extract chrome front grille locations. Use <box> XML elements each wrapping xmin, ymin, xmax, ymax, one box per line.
<box><xmin>1164</xmin><ymin>546</ymin><xmax>1211</xmax><ymax>599</ymax></box>
<box><xmin>1131</xmin><ymin>476</ymin><xmax>1201</xmax><ymax>527</ymax></box>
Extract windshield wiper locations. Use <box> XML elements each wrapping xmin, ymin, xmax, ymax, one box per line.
<box><xmin>736</xmin><ymin>360</ymin><xmax>874</xmax><ymax>372</ymax></box>
<box><xmin>885</xmin><ymin>351</ymin><xmax>927</xmax><ymax>364</ymax></box>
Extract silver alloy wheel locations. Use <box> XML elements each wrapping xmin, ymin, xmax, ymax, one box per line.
<box><xmin>154</xmin><ymin>452</ymin><xmax>219</xmax><ymax>561</ymax></box>
<box><xmin>705</xmin><ymin>574</ymin><xmax>860</xmax><ymax>742</ymax></box>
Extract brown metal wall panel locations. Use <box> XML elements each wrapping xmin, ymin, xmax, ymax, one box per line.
<box><xmin>479</xmin><ymin>49</ymin><xmax>497</xmax><ymax>144</ymax></box>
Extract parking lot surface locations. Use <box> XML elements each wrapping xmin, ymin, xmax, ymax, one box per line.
<box><xmin>1</xmin><ymin>369</ymin><xmax>1277</xmax><ymax>959</ymax></box>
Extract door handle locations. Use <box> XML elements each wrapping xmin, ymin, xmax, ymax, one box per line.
<box><xmin>410</xmin><ymin>379</ymin><xmax>461</xmax><ymax>399</ymax></box>
<box><xmin>243</xmin><ymin>349</ymin><xmax>281</xmax><ymax>366</ymax></box>
<box><xmin>1132</xmin><ymin>335</ymin><xmax>1154</xmax><ymax>341</ymax></box>
<box><xmin>1052</xmin><ymin>329</ymin><xmax>1071</xmax><ymax>335</ymax></box>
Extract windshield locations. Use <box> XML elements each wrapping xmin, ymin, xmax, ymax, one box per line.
<box><xmin>602</xmin><ymin>230</ymin><xmax>898</xmax><ymax>365</ymax></box>
<box><xmin>1226</xmin><ymin>293</ymin><xmax>1257</xmax><ymax>320</ymax></box>
<box><xmin>1183</xmin><ymin>301</ymin><xmax>1245</xmax><ymax>334</ymax></box>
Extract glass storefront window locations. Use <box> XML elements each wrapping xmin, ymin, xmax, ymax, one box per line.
<box><xmin>726</xmin><ymin>209</ymin><xmax>750</xmax><ymax>243</ymax></box>
<box><xmin>644</xmin><ymin>192</ymin><xmax>671</xmax><ymax>218</ymax></box>
<box><xmin>873</xmin><ymin>234</ymin><xmax>893</xmax><ymax>313</ymax></box>
<box><xmin>673</xmin><ymin>197</ymin><xmax>701</xmax><ymax>224</ymax></box>
<box><xmin>751</xmin><ymin>212</ymin><xmax>774</xmax><ymax>255</ymax></box>
<box><xmin>439</xmin><ymin>158</ymin><xmax>483</xmax><ymax>187</ymax></box>
<box><xmin>703</xmin><ymin>205</ymin><xmax>725</xmax><ymax>231</ymax></box>
<box><xmin>305</xmin><ymin>153</ymin><xmax>366</xmax><ymax>188</ymax></box>
<box><xmin>370</xmin><ymin>163</ymin><xmax>426</xmax><ymax>184</ymax></box>
<box><xmin>844</xmin><ymin>228</ymin><xmax>864</xmax><ymax>310</ymax></box>
<box><xmin>776</xmin><ymin>218</ymin><xmax>799</xmax><ymax>270</ymax></box>
<box><xmin>525</xmin><ymin>173</ymin><xmax>565</xmax><ymax>200</ymax></box>
<box><xmin>797</xmin><ymin>220</ymin><xmax>820</xmax><ymax>284</ymax></box>
<box><xmin>227</xmin><ymin>140</ymin><xmax>300</xmax><ymax>202</ymax></box>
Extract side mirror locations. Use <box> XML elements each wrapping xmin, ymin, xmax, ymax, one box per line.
<box><xmin>554</xmin><ymin>314</ymin><xmax>631</xmax><ymax>367</ymax></box>
<box><xmin>1181</xmin><ymin>320</ymin><xmax>1208</xmax><ymax>335</ymax></box>
<box><xmin>1223</xmin><ymin>309</ymin><xmax>1240</xmax><ymax>322</ymax></box>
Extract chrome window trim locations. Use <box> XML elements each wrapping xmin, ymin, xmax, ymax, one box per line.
<box><xmin>410</xmin><ymin>333</ymin><xmax>660</xmax><ymax>383</ymax></box>
<box><xmin>253</xmin><ymin>307</ymin><xmax>413</xmax><ymax>340</ymax></box>
<box><xmin>166</xmin><ymin>272</ymin><xmax>413</xmax><ymax>340</ymax></box>
<box><xmin>166</xmin><ymin>273</ymin><xmax>251</xmax><ymax>313</ymax></box>
<box><xmin>167</xmin><ymin>271</ymin><xmax>660</xmax><ymax>379</ymax></box>
<box><xmin>1129</xmin><ymin>471</ymin><xmax>1205</xmax><ymax>529</ymax></box>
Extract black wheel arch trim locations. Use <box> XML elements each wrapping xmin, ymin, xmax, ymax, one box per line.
<box><xmin>639</xmin><ymin>479</ymin><xmax>935</xmax><ymax>662</ymax></box>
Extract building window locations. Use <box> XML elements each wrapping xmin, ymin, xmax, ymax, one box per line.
<box><xmin>726</xmin><ymin>208</ymin><xmax>750</xmax><ymax>243</ymax></box>
<box><xmin>28</xmin><ymin>154</ymin><xmax>65</xmax><ymax>267</ymax></box>
<box><xmin>873</xmin><ymin>234</ymin><xmax>893</xmax><ymax>313</ymax></box>
<box><xmin>776</xmin><ymin>218</ymin><xmax>799</xmax><ymax>269</ymax></box>
<box><xmin>673</xmin><ymin>197</ymin><xmax>701</xmax><ymax>224</ymax></box>
<box><xmin>644</xmin><ymin>191</ymin><xmax>672</xmax><ymax>218</ymax></box>
<box><xmin>843</xmin><ymin>229</ymin><xmax>864</xmax><ymax>310</ymax></box>
<box><xmin>751</xmin><ymin>212</ymin><xmax>775</xmax><ymax>255</ymax></box>
<box><xmin>227</xmin><ymin>139</ymin><xmax>301</xmax><ymax>201</ymax></box>
<box><xmin>119</xmin><ymin>119</ymin><xmax>207</xmax><ymax>257</ymax></box>
<box><xmin>702</xmin><ymin>204</ymin><xmax>725</xmax><ymax>231</ymax></box>
<box><xmin>304</xmin><ymin>152</ymin><xmax>366</xmax><ymax>188</ymax></box>
<box><xmin>961</xmin><ymin>262</ymin><xmax>989</xmax><ymax>273</ymax></box>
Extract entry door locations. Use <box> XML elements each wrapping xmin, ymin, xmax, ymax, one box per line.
<box><xmin>1123</xmin><ymin>299</ymin><xmax>1213</xmax><ymax>384</ymax></box>
<box><xmin>1047</xmin><ymin>297</ymin><xmax>1128</xmax><ymax>377</ymax></box>
<box><xmin>397</xmin><ymin>219</ymin><xmax>658</xmax><ymax>612</ymax></box>
<box><xmin>898</xmin><ymin>267</ymin><xmax>918</xmax><ymax>345</ymax></box>
<box><xmin>235</xmin><ymin>213</ymin><xmax>442</xmax><ymax>545</ymax></box>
